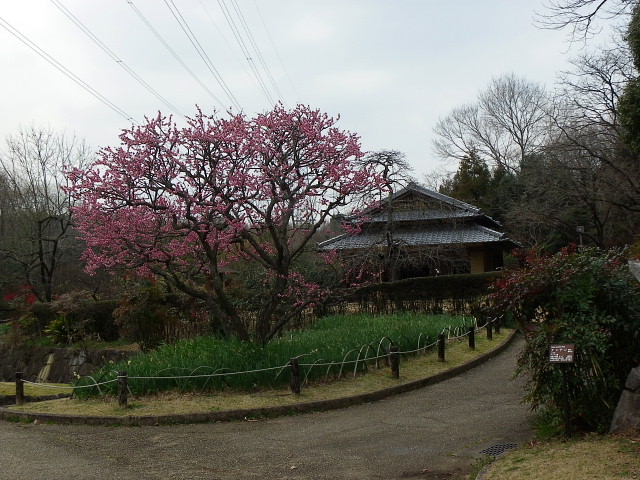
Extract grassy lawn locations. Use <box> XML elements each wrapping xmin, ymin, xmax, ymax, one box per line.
<box><xmin>0</xmin><ymin>382</ymin><xmax>69</xmax><ymax>397</ymax></box>
<box><xmin>481</xmin><ymin>434</ymin><xmax>640</xmax><ymax>480</ymax></box>
<box><xmin>5</xmin><ymin>329</ymin><xmax>510</xmax><ymax>417</ymax></box>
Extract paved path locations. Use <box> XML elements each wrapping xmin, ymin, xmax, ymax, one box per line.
<box><xmin>0</xmin><ymin>337</ymin><xmax>532</xmax><ymax>480</ymax></box>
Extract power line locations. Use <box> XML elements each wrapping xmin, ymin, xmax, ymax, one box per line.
<box><xmin>230</xmin><ymin>0</ymin><xmax>286</xmax><ymax>105</ymax></box>
<box><xmin>197</xmin><ymin>0</ymin><xmax>260</xmax><ymax>91</ymax></box>
<box><xmin>126</xmin><ymin>0</ymin><xmax>228</xmax><ymax>111</ymax></box>
<box><xmin>164</xmin><ymin>0</ymin><xmax>242</xmax><ymax>111</ymax></box>
<box><xmin>51</xmin><ymin>0</ymin><xmax>186</xmax><ymax>120</ymax></box>
<box><xmin>217</xmin><ymin>0</ymin><xmax>275</xmax><ymax>106</ymax></box>
<box><xmin>252</xmin><ymin>0</ymin><xmax>301</xmax><ymax>102</ymax></box>
<box><xmin>0</xmin><ymin>14</ymin><xmax>135</xmax><ymax>123</ymax></box>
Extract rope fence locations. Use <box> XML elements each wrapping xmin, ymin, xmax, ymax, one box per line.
<box><xmin>12</xmin><ymin>316</ymin><xmax>505</xmax><ymax>407</ymax></box>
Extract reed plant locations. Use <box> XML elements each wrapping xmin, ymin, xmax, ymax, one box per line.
<box><xmin>74</xmin><ymin>313</ymin><xmax>472</xmax><ymax>396</ymax></box>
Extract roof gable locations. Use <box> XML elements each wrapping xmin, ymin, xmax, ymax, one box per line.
<box><xmin>386</xmin><ymin>182</ymin><xmax>480</xmax><ymax>214</ymax></box>
<box><xmin>359</xmin><ymin>182</ymin><xmax>501</xmax><ymax>228</ymax></box>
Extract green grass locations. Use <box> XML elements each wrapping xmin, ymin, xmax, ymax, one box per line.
<box><xmin>482</xmin><ymin>435</ymin><xmax>640</xmax><ymax>480</ymax></box>
<box><xmin>14</xmin><ymin>330</ymin><xmax>510</xmax><ymax>417</ymax></box>
<box><xmin>75</xmin><ymin>313</ymin><xmax>473</xmax><ymax>396</ymax></box>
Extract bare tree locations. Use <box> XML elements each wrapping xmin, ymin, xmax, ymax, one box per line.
<box><xmin>433</xmin><ymin>74</ymin><xmax>552</xmax><ymax>174</ymax></box>
<box><xmin>535</xmin><ymin>0</ymin><xmax>634</xmax><ymax>42</ymax></box>
<box><xmin>0</xmin><ymin>126</ymin><xmax>91</xmax><ymax>301</ymax></box>
<box><xmin>551</xmin><ymin>43</ymin><xmax>640</xmax><ymax>213</ymax></box>
<box><xmin>358</xmin><ymin>150</ymin><xmax>414</xmax><ymax>281</ymax></box>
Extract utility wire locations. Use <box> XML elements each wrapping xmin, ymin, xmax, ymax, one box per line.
<box><xmin>51</xmin><ymin>0</ymin><xmax>186</xmax><ymax>120</ymax></box>
<box><xmin>197</xmin><ymin>0</ymin><xmax>262</xmax><ymax>95</ymax></box>
<box><xmin>253</xmin><ymin>0</ymin><xmax>301</xmax><ymax>102</ymax></box>
<box><xmin>0</xmin><ymin>14</ymin><xmax>135</xmax><ymax>123</ymax></box>
<box><xmin>164</xmin><ymin>0</ymin><xmax>242</xmax><ymax>111</ymax></box>
<box><xmin>217</xmin><ymin>0</ymin><xmax>275</xmax><ymax>106</ymax></box>
<box><xmin>126</xmin><ymin>0</ymin><xmax>228</xmax><ymax>111</ymax></box>
<box><xmin>230</xmin><ymin>0</ymin><xmax>286</xmax><ymax>105</ymax></box>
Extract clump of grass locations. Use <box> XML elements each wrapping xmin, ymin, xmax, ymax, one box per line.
<box><xmin>0</xmin><ymin>322</ymin><xmax>10</xmax><ymax>337</ymax></box>
<box><xmin>0</xmin><ymin>382</ymin><xmax>69</xmax><ymax>397</ymax></box>
<box><xmin>74</xmin><ymin>313</ymin><xmax>473</xmax><ymax>396</ymax></box>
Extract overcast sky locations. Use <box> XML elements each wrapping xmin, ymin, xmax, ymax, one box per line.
<box><xmin>0</xmin><ymin>1</ymin><xmax>599</xmax><ymax>180</ymax></box>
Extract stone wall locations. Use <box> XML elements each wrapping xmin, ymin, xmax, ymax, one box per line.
<box><xmin>0</xmin><ymin>343</ymin><xmax>138</xmax><ymax>384</ymax></box>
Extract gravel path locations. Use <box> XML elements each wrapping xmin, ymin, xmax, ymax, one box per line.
<box><xmin>0</xmin><ymin>337</ymin><xmax>532</xmax><ymax>480</ymax></box>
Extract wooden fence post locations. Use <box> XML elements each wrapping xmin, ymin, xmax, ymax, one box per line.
<box><xmin>15</xmin><ymin>372</ymin><xmax>24</xmax><ymax>406</ymax></box>
<box><xmin>468</xmin><ymin>325</ymin><xmax>475</xmax><ymax>350</ymax></box>
<box><xmin>118</xmin><ymin>371</ymin><xmax>128</xmax><ymax>408</ymax></box>
<box><xmin>494</xmin><ymin>316</ymin><xmax>501</xmax><ymax>334</ymax></box>
<box><xmin>438</xmin><ymin>333</ymin><xmax>445</xmax><ymax>362</ymax></box>
<box><xmin>487</xmin><ymin>318</ymin><xmax>493</xmax><ymax>340</ymax></box>
<box><xmin>290</xmin><ymin>358</ymin><xmax>301</xmax><ymax>395</ymax></box>
<box><xmin>389</xmin><ymin>345</ymin><xmax>400</xmax><ymax>379</ymax></box>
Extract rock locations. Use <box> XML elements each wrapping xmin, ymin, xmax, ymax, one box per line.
<box><xmin>0</xmin><ymin>344</ymin><xmax>138</xmax><ymax>383</ymax></box>
<box><xmin>629</xmin><ymin>260</ymin><xmax>640</xmax><ymax>283</ymax></box>
<box><xmin>610</xmin><ymin>366</ymin><xmax>640</xmax><ymax>434</ymax></box>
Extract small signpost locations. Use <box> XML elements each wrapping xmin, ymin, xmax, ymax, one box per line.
<box><xmin>549</xmin><ymin>343</ymin><xmax>575</xmax><ymax>438</ymax></box>
<box><xmin>549</xmin><ymin>344</ymin><xmax>575</xmax><ymax>364</ymax></box>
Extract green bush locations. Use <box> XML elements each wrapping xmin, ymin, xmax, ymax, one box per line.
<box><xmin>489</xmin><ymin>246</ymin><xmax>640</xmax><ymax>432</ymax></box>
<box><xmin>46</xmin><ymin>292</ymin><xmax>119</xmax><ymax>346</ymax></box>
<box><xmin>5</xmin><ymin>313</ymin><xmax>45</xmax><ymax>346</ymax></box>
<box><xmin>113</xmin><ymin>282</ymin><xmax>209</xmax><ymax>351</ymax></box>
<box><xmin>353</xmin><ymin>272</ymin><xmax>498</xmax><ymax>299</ymax></box>
<box><xmin>330</xmin><ymin>272</ymin><xmax>499</xmax><ymax>316</ymax></box>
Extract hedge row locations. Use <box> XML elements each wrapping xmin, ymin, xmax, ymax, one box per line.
<box><xmin>321</xmin><ymin>272</ymin><xmax>499</xmax><ymax>316</ymax></box>
<box><xmin>351</xmin><ymin>272</ymin><xmax>499</xmax><ymax>300</ymax></box>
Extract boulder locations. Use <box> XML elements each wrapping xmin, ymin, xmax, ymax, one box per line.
<box><xmin>610</xmin><ymin>366</ymin><xmax>640</xmax><ymax>434</ymax></box>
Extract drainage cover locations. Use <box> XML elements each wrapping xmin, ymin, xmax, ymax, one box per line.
<box><xmin>479</xmin><ymin>443</ymin><xmax>518</xmax><ymax>457</ymax></box>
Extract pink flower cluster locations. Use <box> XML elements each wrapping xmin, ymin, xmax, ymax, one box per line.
<box><xmin>67</xmin><ymin>104</ymin><xmax>384</xmax><ymax>298</ymax></box>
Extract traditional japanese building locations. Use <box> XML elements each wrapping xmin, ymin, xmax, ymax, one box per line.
<box><xmin>318</xmin><ymin>182</ymin><xmax>520</xmax><ymax>281</ymax></box>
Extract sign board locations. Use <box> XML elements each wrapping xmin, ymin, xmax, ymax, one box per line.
<box><xmin>549</xmin><ymin>344</ymin><xmax>575</xmax><ymax>363</ymax></box>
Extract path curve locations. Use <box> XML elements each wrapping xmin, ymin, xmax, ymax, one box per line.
<box><xmin>0</xmin><ymin>336</ymin><xmax>532</xmax><ymax>480</ymax></box>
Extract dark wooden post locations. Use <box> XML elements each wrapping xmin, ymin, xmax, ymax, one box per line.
<box><xmin>118</xmin><ymin>371</ymin><xmax>128</xmax><ymax>408</ymax></box>
<box><xmin>15</xmin><ymin>372</ymin><xmax>24</xmax><ymax>406</ymax></box>
<box><xmin>468</xmin><ymin>325</ymin><xmax>475</xmax><ymax>350</ymax></box>
<box><xmin>290</xmin><ymin>358</ymin><xmax>301</xmax><ymax>395</ymax></box>
<box><xmin>494</xmin><ymin>316</ymin><xmax>501</xmax><ymax>334</ymax></box>
<box><xmin>438</xmin><ymin>333</ymin><xmax>445</xmax><ymax>362</ymax></box>
<box><xmin>561</xmin><ymin>364</ymin><xmax>572</xmax><ymax>438</ymax></box>
<box><xmin>486</xmin><ymin>318</ymin><xmax>493</xmax><ymax>340</ymax></box>
<box><xmin>389</xmin><ymin>345</ymin><xmax>400</xmax><ymax>379</ymax></box>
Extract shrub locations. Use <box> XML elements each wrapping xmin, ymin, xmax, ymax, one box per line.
<box><xmin>4</xmin><ymin>313</ymin><xmax>44</xmax><ymax>346</ymax></box>
<box><xmin>113</xmin><ymin>282</ymin><xmax>209</xmax><ymax>351</ymax></box>
<box><xmin>329</xmin><ymin>272</ymin><xmax>499</xmax><ymax>316</ymax></box>
<box><xmin>489</xmin><ymin>246</ymin><xmax>640</xmax><ymax>432</ymax></box>
<box><xmin>46</xmin><ymin>292</ymin><xmax>119</xmax><ymax>346</ymax></box>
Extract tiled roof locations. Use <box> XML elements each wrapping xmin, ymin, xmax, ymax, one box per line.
<box><xmin>317</xmin><ymin>223</ymin><xmax>517</xmax><ymax>251</ymax></box>
<box><xmin>356</xmin><ymin>182</ymin><xmax>503</xmax><ymax>228</ymax></box>
<box><xmin>390</xmin><ymin>182</ymin><xmax>480</xmax><ymax>213</ymax></box>
<box><xmin>365</xmin><ymin>209</ymin><xmax>478</xmax><ymax>223</ymax></box>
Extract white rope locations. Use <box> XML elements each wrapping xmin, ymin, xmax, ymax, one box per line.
<box><xmin>126</xmin><ymin>364</ymin><xmax>285</xmax><ymax>380</ymax></box>
<box><xmin>21</xmin><ymin>378</ymin><xmax>118</xmax><ymax>390</ymax></box>
<box><xmin>19</xmin><ymin>321</ymin><xmax>483</xmax><ymax>388</ymax></box>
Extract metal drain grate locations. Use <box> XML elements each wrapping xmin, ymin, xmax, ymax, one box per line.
<box><xmin>479</xmin><ymin>443</ymin><xmax>518</xmax><ymax>457</ymax></box>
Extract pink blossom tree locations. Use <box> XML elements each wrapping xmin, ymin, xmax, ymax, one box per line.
<box><xmin>68</xmin><ymin>104</ymin><xmax>384</xmax><ymax>343</ymax></box>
